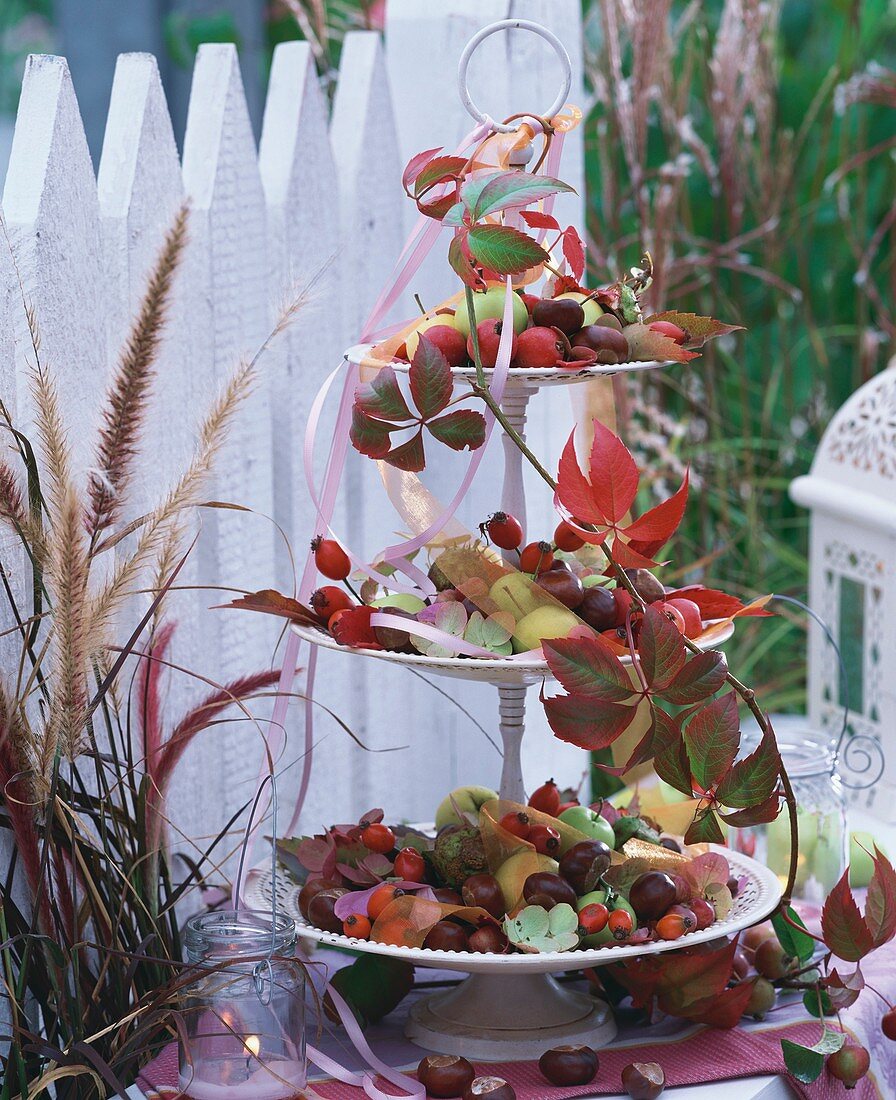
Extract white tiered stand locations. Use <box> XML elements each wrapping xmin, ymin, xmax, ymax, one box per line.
<box><xmin>252</xmin><ymin>349</ymin><xmax>778</xmax><ymax>1059</ymax></box>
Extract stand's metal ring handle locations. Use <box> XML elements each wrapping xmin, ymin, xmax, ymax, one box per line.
<box><xmin>458</xmin><ymin>19</ymin><xmax>572</xmax><ymax>134</ymax></box>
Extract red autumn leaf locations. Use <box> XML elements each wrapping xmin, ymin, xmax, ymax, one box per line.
<box><xmin>716</xmin><ymin>723</ymin><xmax>781</xmax><ymax>808</ymax></box>
<box><xmin>678</xmin><ymin>981</ymin><xmax>757</xmax><ymax>1028</ymax></box>
<box><xmin>660</xmin><ymin>650</ymin><xmax>728</xmax><ymax>706</ymax></box>
<box><xmin>355</xmin><ymin>365</ymin><xmax>413</xmax><ymax>421</ymax></box>
<box><xmin>624</xmin><ymin>322</ymin><xmax>701</xmax><ymax>364</ymax></box>
<box><xmin>350</xmin><ymin>406</ymin><xmax>393</xmax><ymax>458</ymax></box>
<box><xmin>380</xmin><ymin>432</ymin><xmax>426</xmax><ymax>472</ymax></box>
<box><xmin>821</xmin><ymin>871</ymin><xmax>874</xmax><ymax>962</ymax></box>
<box><xmin>651</xmin><ymin>707</ymin><xmax>692</xmax><ymax>796</ymax></box>
<box><xmin>562</xmin><ymin>225</ymin><xmax>586</xmax><ymax>280</ymax></box>
<box><xmin>552</xmin><ymin>273</ymin><xmax>589</xmax><ymax>296</ymax></box>
<box><xmin>542</xmin><ymin>634</ymin><xmax>636</xmax><ymax>701</ymax></box>
<box><xmin>410</xmin><ymin>337</ymin><xmax>453</xmax><ymax>419</ymax></box>
<box><xmin>556</xmin><ymin>432</ymin><xmax>606</xmax><ymax>525</ymax></box>
<box><xmin>683</xmin><ymin>691</ymin><xmax>741</xmax><ymax>792</ymax></box>
<box><xmin>419</xmin><ymin>193</ymin><xmax>461</xmax><ymax>220</ymax></box>
<box><xmin>608</xmin><ymin>537</ymin><xmax>664</xmax><ymax>569</ymax></box>
<box><xmin>520</xmin><ymin>209</ymin><xmax>560</xmax><ymax>231</ymax></box>
<box><xmin>542</xmin><ymin>691</ymin><xmax>639</xmax><ymax>752</ymax></box>
<box><xmin>610</xmin><ymin>937</ymin><xmax>737</xmax><ymax>1016</ymax></box>
<box><xmin>220</xmin><ymin>589</ymin><xmax>318</xmax><ymax>626</ymax></box>
<box><xmin>427</xmin><ymin>409</ymin><xmax>487</xmax><ymax>451</ymax></box>
<box><xmin>637</xmin><ymin>605</ymin><xmax>686</xmax><ymax>689</ymax></box>
<box><xmin>718</xmin><ymin>790</ymin><xmax>782</xmax><ymax>826</ymax></box>
<box><xmin>402</xmin><ymin>146</ymin><xmax>443</xmax><ymax>190</ymax></box>
<box><xmin>623</xmin><ymin>471</ymin><xmax>689</xmax><ymax>545</ymax></box>
<box><xmin>412</xmin><ymin>154</ymin><xmax>467</xmax><ymax>197</ymax></box>
<box><xmin>865</xmin><ymin>846</ymin><xmax>896</xmax><ymax>949</ymax></box>
<box><xmin>665</xmin><ymin>586</ymin><xmax>774</xmax><ymax>619</ymax></box>
<box><xmin>644</xmin><ymin>310</ymin><xmax>744</xmax><ymax>349</ymax></box>
<box><xmin>588</xmin><ymin>420</ymin><xmax>640</xmax><ymax>523</ymax></box>
<box><xmin>685</xmin><ymin>809</ymin><xmax>725</xmax><ymax>845</ymax></box>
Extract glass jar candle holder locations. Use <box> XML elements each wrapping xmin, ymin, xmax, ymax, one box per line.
<box><xmin>731</xmin><ymin>733</ymin><xmax>847</xmax><ymax>904</ymax></box>
<box><xmin>178</xmin><ymin>910</ymin><xmax>306</xmax><ymax>1099</ymax></box>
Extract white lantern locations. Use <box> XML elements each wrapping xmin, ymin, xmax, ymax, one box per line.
<box><xmin>790</xmin><ymin>361</ymin><xmax>896</xmax><ymax>818</ymax></box>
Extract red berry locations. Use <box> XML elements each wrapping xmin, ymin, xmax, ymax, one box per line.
<box><xmin>665</xmin><ymin>597</ymin><xmax>703</xmax><ymax>638</ymax></box>
<box><xmin>467</xmin><ymin>319</ymin><xmax>518</xmax><ymax>368</ymax></box>
<box><xmin>882</xmin><ymin>1008</ymin><xmax>896</xmax><ymax>1041</ymax></box>
<box><xmin>656</xmin><ymin>913</ymin><xmax>687</xmax><ymax>941</ymax></box>
<box><xmin>649</xmin><ymin>320</ymin><xmax>687</xmax><ymax>344</ymax></box>
<box><xmin>394</xmin><ymin>847</ymin><xmax>426</xmax><ymax>882</ymax></box>
<box><xmin>342</xmin><ymin>913</ymin><xmax>372</xmax><ymax>939</ymax></box>
<box><xmin>528</xmin><ymin>823</ymin><xmax>561</xmax><ymax>856</ymax></box>
<box><xmin>608</xmin><ymin>908</ymin><xmax>634</xmax><ymax>940</ymax></box>
<box><xmin>361</xmin><ymin>823</ymin><xmax>396</xmax><ymax>854</ymax></box>
<box><xmin>520</xmin><ymin>541</ymin><xmax>554</xmax><ymax>574</ymax></box>
<box><xmin>310</xmin><ymin>585</ymin><xmax>354</xmax><ymax>624</ymax></box>
<box><xmin>528</xmin><ymin>779</ymin><xmax>562</xmax><ymax>817</ymax></box>
<box><xmin>499</xmin><ymin>811</ymin><xmax>531</xmax><ymax>839</ymax></box>
<box><xmin>312</xmin><ymin>536</ymin><xmax>351</xmax><ymax>580</ymax></box>
<box><xmin>553</xmin><ymin>520</ymin><xmax>585</xmax><ymax>552</ymax></box>
<box><xmin>577</xmin><ymin>902</ymin><xmax>609</xmax><ymax>935</ymax></box>
<box><xmin>367</xmin><ymin>883</ymin><xmax>404</xmax><ymax>921</ymax></box>
<box><xmin>484</xmin><ymin>511</ymin><xmax>524</xmax><ymax>550</ymax></box>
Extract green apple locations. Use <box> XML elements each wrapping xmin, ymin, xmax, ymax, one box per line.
<box><xmin>454</xmin><ymin>286</ymin><xmax>529</xmax><ymax>337</ymax></box>
<box><xmin>582</xmin><ymin>574</ymin><xmax>611</xmax><ymax>589</ymax></box>
<box><xmin>495</xmin><ymin>851</ymin><xmax>559</xmax><ymax>910</ymax></box>
<box><xmin>406</xmin><ymin>314</ymin><xmax>459</xmax><ymax>359</ymax></box>
<box><xmin>555</xmin><ymin>291</ymin><xmax>603</xmax><ymax>326</ymax></box>
<box><xmin>434</xmin><ymin>785</ymin><xmax>498</xmax><ymax>830</ymax></box>
<box><xmin>849</xmin><ymin>831</ymin><xmax>883</xmax><ymax>889</ymax></box>
<box><xmin>559</xmin><ymin>806</ymin><xmax>615</xmax><ymax>848</ymax></box>
<box><xmin>577</xmin><ymin>893</ymin><xmax>635</xmax><ymax>947</ymax></box>
<box><xmin>512</xmin><ymin>606</ymin><xmax>580</xmax><ymax>653</ymax></box>
<box><xmin>370</xmin><ymin>593</ymin><xmax>426</xmax><ymax>613</ymax></box>
<box><xmin>489</xmin><ymin>574</ymin><xmax>545</xmax><ymax>619</ymax></box>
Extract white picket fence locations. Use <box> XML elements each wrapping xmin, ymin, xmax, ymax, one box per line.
<box><xmin>0</xmin><ymin>1</ymin><xmax>586</xmax><ymax>865</ymax></box>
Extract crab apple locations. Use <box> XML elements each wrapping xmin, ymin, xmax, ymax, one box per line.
<box><xmin>519</xmin><ymin>541</ymin><xmax>554</xmax><ymax>574</ymax></box>
<box><xmin>742</xmin><ymin>923</ymin><xmax>774</xmax><ymax>952</ymax></box>
<box><xmin>754</xmin><ymin>938</ymin><xmax>791</xmax><ymax>980</ymax></box>
<box><xmin>532</xmin><ymin>297</ymin><xmax>585</xmax><ymax>335</ymax></box>
<box><xmin>555</xmin><ymin>291</ymin><xmax>603</xmax><ymax>326</ymax></box>
<box><xmin>406</xmin><ymin>319</ymin><xmax>467</xmax><ymax>364</ymax></box>
<box><xmin>312</xmin><ymin>537</ymin><xmax>351</xmax><ymax>580</ymax></box>
<box><xmin>485</xmin><ymin>511</ymin><xmax>524</xmax><ymax>550</ymax></box>
<box><xmin>554</xmin><ymin>519</ymin><xmax>585</xmax><ymax>552</ymax></box>
<box><xmin>513</xmin><ymin>325</ymin><xmax>568</xmax><ymax>368</ymax></box>
<box><xmin>528</xmin><ymin>779</ymin><xmax>562</xmax><ymax>817</ymax></box>
<box><xmin>310</xmin><ymin>585</ymin><xmax>354</xmax><ymax>624</ymax></box>
<box><xmin>455</xmin><ymin>285</ymin><xmax>530</xmax><ymax>336</ymax></box>
<box><xmin>665</xmin><ymin>597</ymin><xmax>703</xmax><ymax>638</ymax></box>
<box><xmin>690</xmin><ymin>897</ymin><xmax>715</xmax><ymax>931</ymax></box>
<box><xmin>520</xmin><ymin>292</ymin><xmax>540</xmax><ymax>316</ymax></box>
<box><xmin>827</xmin><ymin>1043</ymin><xmax>870</xmax><ymax>1089</ymax></box>
<box><xmin>650</xmin><ymin>320</ymin><xmax>687</xmax><ymax>344</ymax></box>
<box><xmin>571</xmin><ymin>324</ymin><xmax>629</xmax><ymax>364</ymax></box>
<box><xmin>468</xmin><ymin>319</ymin><xmax>518</xmax><ymax>368</ymax></box>
<box><xmin>393</xmin><ymin>847</ymin><xmax>426</xmax><ymax>882</ymax></box>
<box><xmin>882</xmin><ymin>1008</ymin><xmax>896</xmax><ymax>1040</ymax></box>
<box><xmin>744</xmin><ymin>976</ymin><xmax>776</xmax><ymax>1019</ymax></box>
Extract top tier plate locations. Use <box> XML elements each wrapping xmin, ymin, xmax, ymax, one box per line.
<box><xmin>346</xmin><ymin>343</ymin><xmax>665</xmax><ymax>388</ymax></box>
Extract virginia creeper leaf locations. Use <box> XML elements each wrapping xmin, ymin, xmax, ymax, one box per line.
<box><xmin>609</xmin><ymin>538</ymin><xmax>664</xmax><ymax>569</ymax></box>
<box><xmin>644</xmin><ymin>311</ymin><xmax>744</xmax><ymax>349</ymax></box>
<box><xmin>821</xmin><ymin>871</ymin><xmax>874</xmax><ymax>961</ymax></box>
<box><xmin>355</xmin><ymin>365</ymin><xmax>413</xmax><ymax>421</ymax></box>
<box><xmin>466</xmin><ymin>224</ymin><xmax>549</xmax><ymax>275</ymax></box>
<box><xmin>381</xmin><ymin>432</ymin><xmax>426</xmax><ymax>473</ymax></box>
<box><xmin>665</xmin><ymin>586</ymin><xmax>774</xmax><ymax>619</ymax></box>
<box><xmin>542</xmin><ymin>692</ymin><xmax>639</xmax><ymax>751</ymax></box>
<box><xmin>222</xmin><ymin>589</ymin><xmax>318</xmax><ymax>627</ymax></box>
<box><xmin>448</xmin><ymin>230</ymin><xmax>482</xmax><ymax>288</ymax></box>
<box><xmin>683</xmin><ymin>691</ymin><xmax>741</xmax><ymax>792</ymax></box>
<box><xmin>660</xmin><ymin>650</ymin><xmax>728</xmax><ymax>706</ymax></box>
<box><xmin>718</xmin><ymin>790</ymin><xmax>781</xmax><ymax>826</ymax></box>
<box><xmin>651</xmin><ymin>707</ymin><xmax>692</xmax><ymax>796</ymax></box>
<box><xmin>624</xmin><ymin>323</ymin><xmax>700</xmax><ymax>363</ymax></box>
<box><xmin>685</xmin><ymin>809</ymin><xmax>725</xmax><ymax>845</ymax></box>
<box><xmin>409</xmin><ymin>337</ymin><xmax>453</xmax><ymax>419</ymax></box>
<box><xmin>350</xmin><ymin>406</ymin><xmax>394</xmax><ymax>458</ymax></box>
<box><xmin>556</xmin><ymin>432</ymin><xmax>606</xmax><ymax>525</ymax></box>
<box><xmin>520</xmin><ymin>209</ymin><xmax>560</xmax><ymax>230</ymax></box>
<box><xmin>772</xmin><ymin>907</ymin><xmax>816</xmax><ymax>964</ymax></box>
<box><xmin>865</xmin><ymin>846</ymin><xmax>896</xmax><ymax>948</ymax></box>
<box><xmin>470</xmin><ymin>172</ymin><xmax>574</xmax><ymax>220</ymax></box>
<box><xmin>623</xmin><ymin>471</ymin><xmax>689</xmax><ymax>544</ymax></box>
<box><xmin>402</xmin><ymin>146</ymin><xmax>443</xmax><ymax>190</ymax></box>
<box><xmin>562</xmin><ymin>225</ymin><xmax>585</xmax><ymax>280</ymax></box>
<box><xmin>716</xmin><ymin>724</ymin><xmax>781</xmax><ymax>808</ymax></box>
<box><xmin>413</xmin><ymin>155</ymin><xmax>467</xmax><ymax>197</ymax></box>
<box><xmin>588</xmin><ymin>420</ymin><xmax>640</xmax><ymax>523</ymax></box>
<box><xmin>638</xmin><ymin>604</ymin><xmax>686</xmax><ymax>689</ymax></box>
<box><xmin>542</xmin><ymin>634</ymin><xmax>636</xmax><ymax>701</ymax></box>
<box><xmin>427</xmin><ymin>409</ymin><xmax>487</xmax><ymax>451</ymax></box>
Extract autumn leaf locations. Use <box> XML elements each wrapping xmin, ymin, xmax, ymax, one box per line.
<box><xmin>220</xmin><ymin>589</ymin><xmax>318</xmax><ymax>627</ymax></box>
<box><xmin>542</xmin><ymin>634</ymin><xmax>636</xmax><ymax>701</ymax></box>
<box><xmin>865</xmin><ymin>846</ymin><xmax>896</xmax><ymax>948</ymax></box>
<box><xmin>716</xmin><ymin>723</ymin><xmax>781</xmax><ymax>808</ymax></box>
<box><xmin>466</xmin><ymin>224</ymin><xmax>550</xmax><ymax>275</ymax></box>
<box><xmin>520</xmin><ymin>209</ymin><xmax>560</xmax><ymax>231</ymax></box>
<box><xmin>562</xmin><ymin>225</ymin><xmax>585</xmax><ymax>280</ymax></box>
<box><xmin>660</xmin><ymin>650</ymin><xmax>728</xmax><ymax>706</ymax></box>
<box><xmin>665</xmin><ymin>585</ymin><xmax>774</xmax><ymax>619</ymax></box>
<box><xmin>683</xmin><ymin>691</ymin><xmax>741</xmax><ymax>793</ymax></box>
<box><xmin>821</xmin><ymin>871</ymin><xmax>874</xmax><ymax>962</ymax></box>
<box><xmin>651</xmin><ymin>707</ymin><xmax>692</xmax><ymax>796</ymax></box>
<box><xmin>644</xmin><ymin>310</ymin><xmax>744</xmax><ymax>349</ymax></box>
<box><xmin>623</xmin><ymin>472</ymin><xmax>689</xmax><ymax>544</ymax></box>
<box><xmin>638</xmin><ymin>605</ymin><xmax>686</xmax><ymax>689</ymax></box>
<box><xmin>469</xmin><ymin>172</ymin><xmax>574</xmax><ymax>221</ymax></box>
<box><xmin>685</xmin><ymin>809</ymin><xmax>725</xmax><ymax>845</ymax></box>
<box><xmin>718</xmin><ymin>790</ymin><xmax>781</xmax><ymax>826</ymax></box>
<box><xmin>427</xmin><ymin>410</ymin><xmax>486</xmax><ymax>451</ymax></box>
<box><xmin>624</xmin><ymin>322</ymin><xmax>700</xmax><ymax>364</ymax></box>
<box><xmin>541</xmin><ymin>690</ymin><xmax>639</xmax><ymax>752</ymax></box>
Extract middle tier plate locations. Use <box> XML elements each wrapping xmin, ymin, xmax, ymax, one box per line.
<box><xmin>291</xmin><ymin>620</ymin><xmax>735</xmax><ymax>686</ymax></box>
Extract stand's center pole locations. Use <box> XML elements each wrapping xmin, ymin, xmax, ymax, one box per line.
<box><xmin>498</xmin><ymin>682</ymin><xmax>527</xmax><ymax>803</ymax></box>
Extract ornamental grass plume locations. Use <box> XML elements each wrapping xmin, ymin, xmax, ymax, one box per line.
<box><xmin>0</xmin><ymin>206</ymin><xmax>310</xmax><ymax>1096</ymax></box>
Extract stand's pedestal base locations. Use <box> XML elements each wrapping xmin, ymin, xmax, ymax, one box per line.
<box><xmin>405</xmin><ymin>971</ymin><xmax>616</xmax><ymax>1060</ymax></box>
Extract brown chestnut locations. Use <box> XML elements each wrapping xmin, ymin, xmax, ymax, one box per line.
<box><xmin>462</xmin><ymin>1077</ymin><xmax>516</xmax><ymax>1100</ymax></box>
<box><xmin>628</xmin><ymin>871</ymin><xmax>677</xmax><ymax>921</ymax></box>
<box><xmin>417</xmin><ymin>1054</ymin><xmax>475</xmax><ymax>1097</ymax></box>
<box><xmin>538</xmin><ymin>1045</ymin><xmax>599</xmax><ymax>1086</ymax></box>
<box><xmin>461</xmin><ymin>873</ymin><xmax>507</xmax><ymax>919</ymax></box>
<box><xmin>523</xmin><ymin>872</ymin><xmax>577</xmax><ymax>909</ymax></box>
<box><xmin>558</xmin><ymin>839</ymin><xmax>612</xmax><ymax>895</ymax></box>
<box><xmin>467</xmin><ymin>925</ymin><xmax>509</xmax><ymax>954</ymax></box>
<box><xmin>432</xmin><ymin>887</ymin><xmax>464</xmax><ymax>905</ymax></box>
<box><xmin>423</xmin><ymin>920</ymin><xmax>469</xmax><ymax>952</ymax></box>
<box><xmin>621</xmin><ymin>1061</ymin><xmax>665</xmax><ymax>1099</ymax></box>
<box><xmin>306</xmin><ymin>887</ymin><xmax>350</xmax><ymax>933</ymax></box>
<box><xmin>298</xmin><ymin>877</ymin><xmax>342</xmax><ymax>920</ymax></box>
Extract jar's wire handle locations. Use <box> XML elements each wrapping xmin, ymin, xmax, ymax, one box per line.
<box><xmin>771</xmin><ymin>593</ymin><xmax>883</xmax><ymax>789</ymax></box>
<box><xmin>234</xmin><ymin>769</ymin><xmax>279</xmax><ymax>1005</ymax></box>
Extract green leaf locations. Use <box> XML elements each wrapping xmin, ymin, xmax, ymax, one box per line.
<box><xmin>467</xmin><ymin>224</ymin><xmax>549</xmax><ymax>275</ymax></box>
<box><xmin>613</xmin><ymin>814</ymin><xmax>661</xmax><ymax>849</ymax></box>
<box><xmin>716</xmin><ymin>724</ymin><xmax>781</xmax><ymax>808</ymax></box>
<box><xmin>781</xmin><ymin>1040</ymin><xmax>824</xmax><ymax>1084</ymax></box>
<box><xmin>651</xmin><ymin>707</ymin><xmax>692</xmax><ymax>796</ymax></box>
<box><xmin>804</xmin><ymin>988</ymin><xmax>835</xmax><ymax>1017</ymax></box>
<box><xmin>409</xmin><ymin>337</ymin><xmax>453</xmax><ymax>419</ymax></box>
<box><xmin>470</xmin><ymin>171</ymin><xmax>575</xmax><ymax>220</ymax></box>
<box><xmin>441</xmin><ymin>202</ymin><xmax>466</xmax><ymax>226</ymax></box>
<box><xmin>683</xmin><ymin>691</ymin><xmax>741</xmax><ymax>792</ymax></box>
<box><xmin>685</xmin><ymin>809</ymin><xmax>725</xmax><ymax>845</ymax></box>
<box><xmin>542</xmin><ymin>635</ymin><xmax>636</xmax><ymax>701</ymax></box>
<box><xmin>427</xmin><ymin>409</ymin><xmax>487</xmax><ymax>452</ymax></box>
<box><xmin>660</xmin><ymin>650</ymin><xmax>728</xmax><ymax>705</ymax></box>
<box><xmin>458</xmin><ymin>170</ymin><xmax>505</xmax><ymax>214</ymax></box>
<box><xmin>638</xmin><ymin>605</ymin><xmax>686</xmax><ymax>688</ymax></box>
<box><xmin>465</xmin><ymin>611</ymin><xmax>513</xmax><ymax>655</ymax></box>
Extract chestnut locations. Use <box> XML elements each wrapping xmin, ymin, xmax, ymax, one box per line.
<box><xmin>461</xmin><ymin>873</ymin><xmax>506</xmax><ymax>919</ymax></box>
<box><xmin>298</xmin><ymin>877</ymin><xmax>342</xmax><ymax>920</ymax></box>
<box><xmin>621</xmin><ymin>1061</ymin><xmax>665</xmax><ymax>1099</ymax></box>
<box><xmin>432</xmin><ymin>887</ymin><xmax>463</xmax><ymax>906</ymax></box>
<box><xmin>628</xmin><ymin>871</ymin><xmax>677</xmax><ymax>921</ymax></box>
<box><xmin>417</xmin><ymin>1054</ymin><xmax>475</xmax><ymax>1098</ymax></box>
<box><xmin>423</xmin><ymin>920</ymin><xmax>469</xmax><ymax>952</ymax></box>
<box><xmin>558</xmin><ymin>839</ymin><xmax>612</xmax><ymax>895</ymax></box>
<box><xmin>467</xmin><ymin>925</ymin><xmax>509</xmax><ymax>954</ymax></box>
<box><xmin>538</xmin><ymin>1045</ymin><xmax>598</xmax><ymax>1086</ymax></box>
<box><xmin>306</xmin><ymin>887</ymin><xmax>350</xmax><ymax>933</ymax></box>
<box><xmin>522</xmin><ymin>872</ymin><xmax>577</xmax><ymax>909</ymax></box>
<box><xmin>462</xmin><ymin>1077</ymin><xmax>516</xmax><ymax>1100</ymax></box>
